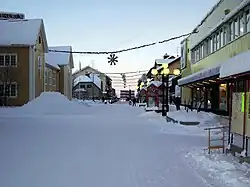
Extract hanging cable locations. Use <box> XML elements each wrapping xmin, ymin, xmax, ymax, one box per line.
<box><xmin>49</xmin><ymin>31</ymin><xmax>197</xmax><ymax>55</ymax></box>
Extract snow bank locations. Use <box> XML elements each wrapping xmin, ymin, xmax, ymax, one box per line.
<box><xmin>185</xmin><ymin>148</ymin><xmax>250</xmax><ymax>187</ymax></box>
<box><xmin>19</xmin><ymin>92</ymin><xmax>91</xmax><ymax>115</ymax></box>
<box><xmin>168</xmin><ymin>110</ymin><xmax>214</xmax><ymax>123</ymax></box>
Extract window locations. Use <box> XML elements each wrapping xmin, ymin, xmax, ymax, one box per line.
<box><xmin>0</xmin><ymin>55</ymin><xmax>4</xmax><ymax>66</ymax></box>
<box><xmin>0</xmin><ymin>83</ymin><xmax>17</xmax><ymax>97</ymax></box>
<box><xmin>45</xmin><ymin>68</ymin><xmax>48</xmax><ymax>85</ymax></box>
<box><xmin>0</xmin><ymin>54</ymin><xmax>17</xmax><ymax>67</ymax></box>
<box><xmin>247</xmin><ymin>9</ymin><xmax>250</xmax><ymax>32</ymax></box>
<box><xmin>220</xmin><ymin>29</ymin><xmax>224</xmax><ymax>47</ymax></box>
<box><xmin>210</xmin><ymin>37</ymin><xmax>213</xmax><ymax>53</ymax></box>
<box><xmin>10</xmin><ymin>55</ymin><xmax>16</xmax><ymax>66</ymax></box>
<box><xmin>203</xmin><ymin>40</ymin><xmax>208</xmax><ymax>57</ymax></box>
<box><xmin>48</xmin><ymin>70</ymin><xmax>52</xmax><ymax>85</ymax></box>
<box><xmin>240</xmin><ymin>14</ymin><xmax>245</xmax><ymax>35</ymax></box>
<box><xmin>5</xmin><ymin>55</ymin><xmax>10</xmax><ymax>66</ymax></box>
<box><xmin>52</xmin><ymin>72</ymin><xmax>56</xmax><ymax>86</ymax></box>
<box><xmin>230</xmin><ymin>21</ymin><xmax>234</xmax><ymax>41</ymax></box>
<box><xmin>80</xmin><ymin>84</ymin><xmax>85</xmax><ymax>89</ymax></box>
<box><xmin>10</xmin><ymin>83</ymin><xmax>17</xmax><ymax>97</ymax></box>
<box><xmin>196</xmin><ymin>47</ymin><xmax>200</xmax><ymax>61</ymax></box>
<box><xmin>213</xmin><ymin>35</ymin><xmax>217</xmax><ymax>51</ymax></box>
<box><xmin>87</xmin><ymin>85</ymin><xmax>92</xmax><ymax>88</ymax></box>
<box><xmin>216</xmin><ymin>33</ymin><xmax>220</xmax><ymax>49</ymax></box>
<box><xmin>201</xmin><ymin>43</ymin><xmax>204</xmax><ymax>59</ymax></box>
<box><xmin>224</xmin><ymin>26</ymin><xmax>229</xmax><ymax>45</ymax></box>
<box><xmin>191</xmin><ymin>50</ymin><xmax>195</xmax><ymax>63</ymax></box>
<box><xmin>0</xmin><ymin>84</ymin><xmax>3</xmax><ymax>96</ymax></box>
<box><xmin>234</xmin><ymin>18</ymin><xmax>239</xmax><ymax>38</ymax></box>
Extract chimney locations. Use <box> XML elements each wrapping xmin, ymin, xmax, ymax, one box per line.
<box><xmin>224</xmin><ymin>9</ymin><xmax>230</xmax><ymax>15</ymax></box>
<box><xmin>163</xmin><ymin>53</ymin><xmax>169</xmax><ymax>59</ymax></box>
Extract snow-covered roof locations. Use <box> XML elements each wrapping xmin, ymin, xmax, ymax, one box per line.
<box><xmin>0</xmin><ymin>19</ymin><xmax>48</xmax><ymax>52</ymax></box>
<box><xmin>74</xmin><ymin>88</ymin><xmax>86</xmax><ymax>92</ymax></box>
<box><xmin>220</xmin><ymin>50</ymin><xmax>250</xmax><ymax>78</ymax></box>
<box><xmin>155</xmin><ymin>58</ymin><xmax>175</xmax><ymax>65</ymax></box>
<box><xmin>74</xmin><ymin>74</ymin><xmax>102</xmax><ymax>89</ymax></box>
<box><xmin>191</xmin><ymin>0</ymin><xmax>250</xmax><ymax>49</ymax></box>
<box><xmin>147</xmin><ymin>81</ymin><xmax>162</xmax><ymax>88</ymax></box>
<box><xmin>46</xmin><ymin>46</ymin><xmax>72</xmax><ymax>68</ymax></box>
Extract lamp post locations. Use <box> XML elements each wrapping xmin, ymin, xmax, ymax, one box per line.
<box><xmin>151</xmin><ymin>65</ymin><xmax>180</xmax><ymax>116</ymax></box>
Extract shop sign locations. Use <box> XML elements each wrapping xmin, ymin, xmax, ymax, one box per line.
<box><xmin>0</xmin><ymin>12</ymin><xmax>25</xmax><ymax>20</ymax></box>
<box><xmin>180</xmin><ymin>39</ymin><xmax>187</xmax><ymax>70</ymax></box>
<box><xmin>179</xmin><ymin>65</ymin><xmax>220</xmax><ymax>86</ymax></box>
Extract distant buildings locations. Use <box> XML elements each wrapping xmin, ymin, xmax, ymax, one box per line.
<box><xmin>120</xmin><ymin>90</ymin><xmax>135</xmax><ymax>100</ymax></box>
<box><xmin>73</xmin><ymin>73</ymin><xmax>102</xmax><ymax>100</ymax></box>
<box><xmin>72</xmin><ymin>65</ymin><xmax>114</xmax><ymax>99</ymax></box>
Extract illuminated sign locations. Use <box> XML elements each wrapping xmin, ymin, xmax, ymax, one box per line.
<box><xmin>0</xmin><ymin>12</ymin><xmax>25</xmax><ymax>20</ymax></box>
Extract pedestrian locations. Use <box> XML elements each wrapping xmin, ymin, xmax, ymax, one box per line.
<box><xmin>132</xmin><ymin>98</ymin><xmax>136</xmax><ymax>106</ymax></box>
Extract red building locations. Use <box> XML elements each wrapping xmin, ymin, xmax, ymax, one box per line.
<box><xmin>146</xmin><ymin>81</ymin><xmax>163</xmax><ymax>107</ymax></box>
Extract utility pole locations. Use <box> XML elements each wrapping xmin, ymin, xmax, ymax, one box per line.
<box><xmin>92</xmin><ymin>73</ymin><xmax>95</xmax><ymax>101</ymax></box>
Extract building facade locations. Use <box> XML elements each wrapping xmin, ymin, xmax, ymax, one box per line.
<box><xmin>178</xmin><ymin>0</ymin><xmax>250</xmax><ymax>156</ymax></box>
<box><xmin>120</xmin><ymin>90</ymin><xmax>135</xmax><ymax>100</ymax></box>
<box><xmin>0</xmin><ymin>17</ymin><xmax>48</xmax><ymax>106</ymax></box>
<box><xmin>45</xmin><ymin>46</ymin><xmax>74</xmax><ymax>100</ymax></box>
<box><xmin>44</xmin><ymin>63</ymin><xmax>60</xmax><ymax>92</ymax></box>
<box><xmin>178</xmin><ymin>0</ymin><xmax>247</xmax><ymax>115</ymax></box>
<box><xmin>73</xmin><ymin>66</ymin><xmax>112</xmax><ymax>98</ymax></box>
<box><xmin>73</xmin><ymin>74</ymin><xmax>102</xmax><ymax>100</ymax></box>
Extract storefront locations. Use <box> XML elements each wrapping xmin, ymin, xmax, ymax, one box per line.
<box><xmin>146</xmin><ymin>81</ymin><xmax>162</xmax><ymax>107</ymax></box>
<box><xmin>178</xmin><ymin>65</ymin><xmax>229</xmax><ymax>115</ymax></box>
<box><xmin>219</xmin><ymin>50</ymin><xmax>250</xmax><ymax>157</ymax></box>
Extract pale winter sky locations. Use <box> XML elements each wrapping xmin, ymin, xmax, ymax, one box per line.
<box><xmin>1</xmin><ymin>0</ymin><xmax>218</xmax><ymax>90</ymax></box>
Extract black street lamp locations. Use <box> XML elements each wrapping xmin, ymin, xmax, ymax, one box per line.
<box><xmin>151</xmin><ymin>65</ymin><xmax>180</xmax><ymax>116</ymax></box>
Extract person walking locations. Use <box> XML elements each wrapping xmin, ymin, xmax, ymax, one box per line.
<box><xmin>132</xmin><ymin>98</ymin><xmax>136</xmax><ymax>106</ymax></box>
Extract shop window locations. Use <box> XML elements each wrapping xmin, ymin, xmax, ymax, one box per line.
<box><xmin>207</xmin><ymin>88</ymin><xmax>212</xmax><ymax>109</ymax></box>
<box><xmin>219</xmin><ymin>84</ymin><xmax>227</xmax><ymax>111</ymax></box>
<box><xmin>236</xmin><ymin>80</ymin><xmax>245</xmax><ymax>92</ymax></box>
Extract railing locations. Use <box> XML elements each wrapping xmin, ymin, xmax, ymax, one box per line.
<box><xmin>204</xmin><ymin>126</ymin><xmax>229</xmax><ymax>154</ymax></box>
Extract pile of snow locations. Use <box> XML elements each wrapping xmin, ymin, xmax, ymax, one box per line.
<box><xmin>185</xmin><ymin>148</ymin><xmax>250</xmax><ymax>187</ymax></box>
<box><xmin>19</xmin><ymin>92</ymin><xmax>91</xmax><ymax>115</ymax></box>
<box><xmin>138</xmin><ymin>111</ymin><xmax>208</xmax><ymax>136</ymax></box>
<box><xmin>138</xmin><ymin>111</ymin><xmax>165</xmax><ymax>120</ymax></box>
<box><xmin>167</xmin><ymin>108</ymin><xmax>227</xmax><ymax>128</ymax></box>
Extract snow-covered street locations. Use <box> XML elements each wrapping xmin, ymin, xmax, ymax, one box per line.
<box><xmin>0</xmin><ymin>94</ymin><xmax>249</xmax><ymax>187</ymax></box>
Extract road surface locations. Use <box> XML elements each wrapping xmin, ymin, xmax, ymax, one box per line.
<box><xmin>0</xmin><ymin>103</ymin><xmax>210</xmax><ymax>187</ymax></box>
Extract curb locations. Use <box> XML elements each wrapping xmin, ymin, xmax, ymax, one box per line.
<box><xmin>166</xmin><ymin>116</ymin><xmax>200</xmax><ymax>126</ymax></box>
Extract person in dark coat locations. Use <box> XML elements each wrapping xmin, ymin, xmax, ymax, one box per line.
<box><xmin>132</xmin><ymin>98</ymin><xmax>136</xmax><ymax>106</ymax></box>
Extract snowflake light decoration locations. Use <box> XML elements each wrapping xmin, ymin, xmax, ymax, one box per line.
<box><xmin>107</xmin><ymin>54</ymin><xmax>118</xmax><ymax>65</ymax></box>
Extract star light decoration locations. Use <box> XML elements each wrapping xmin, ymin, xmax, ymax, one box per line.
<box><xmin>107</xmin><ymin>54</ymin><xmax>118</xmax><ymax>65</ymax></box>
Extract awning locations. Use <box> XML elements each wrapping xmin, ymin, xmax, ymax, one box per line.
<box><xmin>178</xmin><ymin>65</ymin><xmax>220</xmax><ymax>86</ymax></box>
<box><xmin>220</xmin><ymin>50</ymin><xmax>250</xmax><ymax>78</ymax></box>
